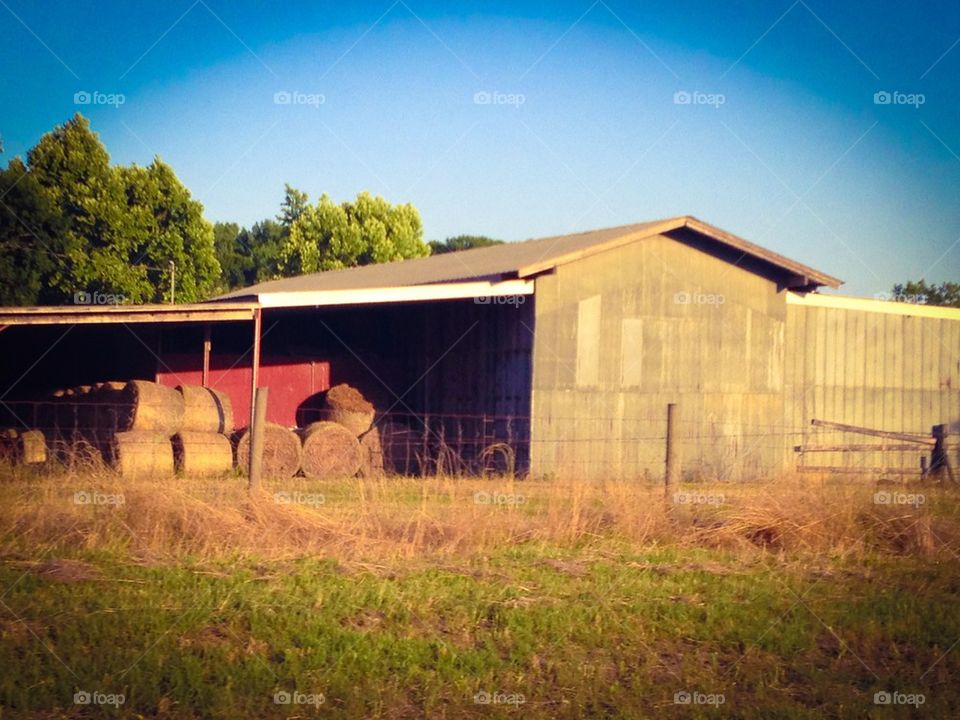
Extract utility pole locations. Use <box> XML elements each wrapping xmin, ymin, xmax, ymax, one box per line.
<box><xmin>169</xmin><ymin>260</ymin><xmax>176</xmax><ymax>304</ymax></box>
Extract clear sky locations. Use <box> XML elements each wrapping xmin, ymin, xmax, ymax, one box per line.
<box><xmin>1</xmin><ymin>0</ymin><xmax>958</xmax><ymax>296</ymax></box>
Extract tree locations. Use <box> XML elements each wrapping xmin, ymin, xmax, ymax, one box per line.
<box><xmin>213</xmin><ymin>222</ymin><xmax>249</xmax><ymax>291</ymax></box>
<box><xmin>0</xmin><ymin>157</ymin><xmax>65</xmax><ymax>305</ymax></box>
<box><xmin>890</xmin><ymin>280</ymin><xmax>960</xmax><ymax>308</ymax></box>
<box><xmin>428</xmin><ymin>234</ymin><xmax>503</xmax><ymax>254</ymax></box>
<box><xmin>0</xmin><ymin>114</ymin><xmax>220</xmax><ymax>304</ymax></box>
<box><xmin>242</xmin><ymin>219</ymin><xmax>287</xmax><ymax>283</ymax></box>
<box><xmin>119</xmin><ymin>159</ymin><xmax>220</xmax><ymax>303</ymax></box>
<box><xmin>277</xmin><ymin>184</ymin><xmax>309</xmax><ymax>227</ymax></box>
<box><xmin>280</xmin><ymin>191</ymin><xmax>428</xmax><ymax>274</ymax></box>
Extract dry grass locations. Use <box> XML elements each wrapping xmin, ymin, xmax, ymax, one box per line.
<box><xmin>1</xmin><ymin>466</ymin><xmax>956</xmax><ymax>563</ymax></box>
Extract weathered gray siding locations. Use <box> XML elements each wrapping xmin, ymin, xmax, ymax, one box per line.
<box><xmin>530</xmin><ymin>232</ymin><xmax>789</xmax><ymax>480</ymax></box>
<box><xmin>785</xmin><ymin>299</ymin><xmax>960</xmax><ymax>473</ymax></box>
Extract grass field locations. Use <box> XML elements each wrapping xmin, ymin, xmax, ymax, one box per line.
<box><xmin>0</xmin><ymin>469</ymin><xmax>958</xmax><ymax>718</ymax></box>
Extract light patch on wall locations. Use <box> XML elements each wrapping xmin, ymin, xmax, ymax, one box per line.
<box><xmin>620</xmin><ymin>318</ymin><xmax>643</xmax><ymax>386</ymax></box>
<box><xmin>576</xmin><ymin>294</ymin><xmax>601</xmax><ymax>387</ymax></box>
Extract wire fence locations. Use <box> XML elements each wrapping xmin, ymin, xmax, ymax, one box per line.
<box><xmin>0</xmin><ymin>399</ymin><xmax>943</xmax><ymax>480</ymax></box>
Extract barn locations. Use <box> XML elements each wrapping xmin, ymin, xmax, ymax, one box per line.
<box><xmin>1</xmin><ymin>215</ymin><xmax>958</xmax><ymax>479</ymax></box>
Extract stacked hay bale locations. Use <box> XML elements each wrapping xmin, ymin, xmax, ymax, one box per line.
<box><xmin>358</xmin><ymin>426</ymin><xmax>385</xmax><ymax>477</ymax></box>
<box><xmin>106</xmin><ymin>380</ymin><xmax>183</xmax><ymax>478</ymax></box>
<box><xmin>322</xmin><ymin>384</ymin><xmax>375</xmax><ymax>436</ymax></box>
<box><xmin>299</xmin><ymin>421</ymin><xmax>361</xmax><ymax>479</ymax></box>
<box><xmin>0</xmin><ymin>428</ymin><xmax>46</xmax><ymax>465</ymax></box>
<box><xmin>236</xmin><ymin>422</ymin><xmax>302</xmax><ymax>478</ymax></box>
<box><xmin>293</xmin><ymin>383</ymin><xmax>376</xmax><ymax>478</ymax></box>
<box><xmin>171</xmin><ymin>385</ymin><xmax>234</xmax><ymax>476</ymax></box>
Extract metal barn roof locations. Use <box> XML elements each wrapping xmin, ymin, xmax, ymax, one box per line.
<box><xmin>214</xmin><ymin>215</ymin><xmax>842</xmax><ymax>305</ymax></box>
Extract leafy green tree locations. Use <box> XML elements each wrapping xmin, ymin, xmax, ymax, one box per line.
<box><xmin>213</xmin><ymin>222</ymin><xmax>249</xmax><ymax>291</ymax></box>
<box><xmin>119</xmin><ymin>160</ymin><xmax>220</xmax><ymax>303</ymax></box>
<box><xmin>0</xmin><ymin>157</ymin><xmax>65</xmax><ymax>305</ymax></box>
<box><xmin>277</xmin><ymin>184</ymin><xmax>309</xmax><ymax>227</ymax></box>
<box><xmin>890</xmin><ymin>280</ymin><xmax>960</xmax><ymax>308</ymax></box>
<box><xmin>280</xmin><ymin>191</ymin><xmax>428</xmax><ymax>274</ymax></box>
<box><xmin>242</xmin><ymin>219</ymin><xmax>287</xmax><ymax>283</ymax></box>
<box><xmin>0</xmin><ymin>114</ymin><xmax>220</xmax><ymax>304</ymax></box>
<box><xmin>428</xmin><ymin>234</ymin><xmax>503</xmax><ymax>254</ymax></box>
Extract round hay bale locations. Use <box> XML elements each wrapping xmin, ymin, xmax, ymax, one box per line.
<box><xmin>118</xmin><ymin>380</ymin><xmax>184</xmax><ymax>435</ymax></box>
<box><xmin>235</xmin><ymin>423</ymin><xmax>301</xmax><ymax>479</ymax></box>
<box><xmin>19</xmin><ymin>429</ymin><xmax>47</xmax><ymax>465</ymax></box>
<box><xmin>110</xmin><ymin>431</ymin><xmax>174</xmax><ymax>478</ymax></box>
<box><xmin>358</xmin><ymin>426</ymin><xmax>385</xmax><ymax>477</ymax></box>
<box><xmin>300</xmin><ymin>421</ymin><xmax>362</xmax><ymax>479</ymax></box>
<box><xmin>72</xmin><ymin>385</ymin><xmax>97</xmax><ymax>428</ymax></box>
<box><xmin>91</xmin><ymin>382</ymin><xmax>125</xmax><ymax>433</ymax></box>
<box><xmin>323</xmin><ymin>384</ymin><xmax>374</xmax><ymax>435</ymax></box>
<box><xmin>172</xmin><ymin>431</ymin><xmax>233</xmax><ymax>476</ymax></box>
<box><xmin>322</xmin><ymin>408</ymin><xmax>374</xmax><ymax>436</ymax></box>
<box><xmin>325</xmin><ymin>383</ymin><xmax>374</xmax><ymax>413</ymax></box>
<box><xmin>50</xmin><ymin>389</ymin><xmax>78</xmax><ymax>433</ymax></box>
<box><xmin>0</xmin><ymin>428</ymin><xmax>21</xmax><ymax>463</ymax></box>
<box><xmin>177</xmin><ymin>385</ymin><xmax>234</xmax><ymax>434</ymax></box>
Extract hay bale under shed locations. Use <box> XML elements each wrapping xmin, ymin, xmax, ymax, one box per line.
<box><xmin>91</xmin><ymin>382</ymin><xmax>126</xmax><ymax>433</ymax></box>
<box><xmin>358</xmin><ymin>426</ymin><xmax>385</xmax><ymax>477</ymax></box>
<box><xmin>235</xmin><ymin>423</ymin><xmax>302</xmax><ymax>478</ymax></box>
<box><xmin>172</xmin><ymin>431</ymin><xmax>233</xmax><ymax>476</ymax></box>
<box><xmin>323</xmin><ymin>384</ymin><xmax>374</xmax><ymax>436</ymax></box>
<box><xmin>19</xmin><ymin>430</ymin><xmax>47</xmax><ymax>465</ymax></box>
<box><xmin>177</xmin><ymin>385</ymin><xmax>234</xmax><ymax>434</ymax></box>
<box><xmin>109</xmin><ymin>431</ymin><xmax>174</xmax><ymax>478</ymax></box>
<box><xmin>118</xmin><ymin>380</ymin><xmax>184</xmax><ymax>435</ymax></box>
<box><xmin>300</xmin><ymin>421</ymin><xmax>362</xmax><ymax>479</ymax></box>
<box><xmin>0</xmin><ymin>428</ymin><xmax>47</xmax><ymax>465</ymax></box>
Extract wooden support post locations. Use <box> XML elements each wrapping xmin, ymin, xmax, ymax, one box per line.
<box><xmin>248</xmin><ymin>387</ymin><xmax>269</xmax><ymax>492</ymax></box>
<box><xmin>249</xmin><ymin>308</ymin><xmax>262</xmax><ymax>432</ymax></box>
<box><xmin>202</xmin><ymin>324</ymin><xmax>211</xmax><ymax>387</ymax></box>
<box><xmin>665</xmin><ymin>403</ymin><xmax>678</xmax><ymax>496</ymax></box>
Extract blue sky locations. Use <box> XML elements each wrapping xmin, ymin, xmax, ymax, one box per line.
<box><xmin>1</xmin><ymin>0</ymin><xmax>958</xmax><ymax>296</ymax></box>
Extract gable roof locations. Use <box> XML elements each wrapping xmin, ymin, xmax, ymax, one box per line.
<box><xmin>214</xmin><ymin>215</ymin><xmax>841</xmax><ymax>303</ymax></box>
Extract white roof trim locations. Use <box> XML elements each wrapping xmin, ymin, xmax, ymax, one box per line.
<box><xmin>254</xmin><ymin>279</ymin><xmax>535</xmax><ymax>309</ymax></box>
<box><xmin>787</xmin><ymin>292</ymin><xmax>960</xmax><ymax>319</ymax></box>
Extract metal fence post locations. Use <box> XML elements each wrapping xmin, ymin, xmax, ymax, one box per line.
<box><xmin>665</xmin><ymin>403</ymin><xmax>679</xmax><ymax>496</ymax></box>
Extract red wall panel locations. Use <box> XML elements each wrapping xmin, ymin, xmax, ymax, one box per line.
<box><xmin>157</xmin><ymin>354</ymin><xmax>330</xmax><ymax>429</ymax></box>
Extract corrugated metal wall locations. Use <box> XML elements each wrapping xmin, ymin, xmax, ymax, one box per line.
<box><xmin>530</xmin><ymin>233</ymin><xmax>788</xmax><ymax>480</ymax></box>
<box><xmin>785</xmin><ymin>299</ymin><xmax>960</xmax><ymax>473</ymax></box>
